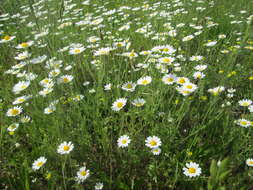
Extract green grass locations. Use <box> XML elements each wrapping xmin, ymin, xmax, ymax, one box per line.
<box><xmin>1</xmin><ymin>0</ymin><xmax>253</xmax><ymax>189</ymax></box>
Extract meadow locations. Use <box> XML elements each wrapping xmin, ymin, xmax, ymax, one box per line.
<box><xmin>1</xmin><ymin>0</ymin><xmax>253</xmax><ymax>189</ymax></box>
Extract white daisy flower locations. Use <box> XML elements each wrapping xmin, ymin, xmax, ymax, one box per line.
<box><xmin>162</xmin><ymin>74</ymin><xmax>177</xmax><ymax>85</ymax></box>
<box><xmin>151</xmin><ymin>148</ymin><xmax>161</xmax><ymax>155</ymax></box>
<box><xmin>246</xmin><ymin>158</ymin><xmax>253</xmax><ymax>167</ymax></box>
<box><xmin>238</xmin><ymin>99</ymin><xmax>252</xmax><ymax>107</ymax></box>
<box><xmin>117</xmin><ymin>135</ymin><xmax>131</xmax><ymax>148</ymax></box>
<box><xmin>69</xmin><ymin>47</ymin><xmax>85</xmax><ymax>55</ymax></box>
<box><xmin>122</xmin><ymin>82</ymin><xmax>136</xmax><ymax>92</ymax></box>
<box><xmin>137</xmin><ymin>76</ymin><xmax>152</xmax><ymax>86</ymax></box>
<box><xmin>183</xmin><ymin>162</ymin><xmax>202</xmax><ymax>178</ymax></box>
<box><xmin>6</xmin><ymin>106</ymin><xmax>23</xmax><ymax>117</ymax></box>
<box><xmin>12</xmin><ymin>81</ymin><xmax>30</xmax><ymax>94</ymax></box>
<box><xmin>32</xmin><ymin>157</ymin><xmax>47</xmax><ymax>170</ymax></box>
<box><xmin>111</xmin><ymin>98</ymin><xmax>127</xmax><ymax>111</ymax></box>
<box><xmin>132</xmin><ymin>98</ymin><xmax>146</xmax><ymax>107</ymax></box>
<box><xmin>75</xmin><ymin>166</ymin><xmax>90</xmax><ymax>183</ymax></box>
<box><xmin>57</xmin><ymin>141</ymin><xmax>74</xmax><ymax>155</ymax></box>
<box><xmin>145</xmin><ymin>136</ymin><xmax>162</xmax><ymax>149</ymax></box>
<box><xmin>7</xmin><ymin>123</ymin><xmax>19</xmax><ymax>132</ymax></box>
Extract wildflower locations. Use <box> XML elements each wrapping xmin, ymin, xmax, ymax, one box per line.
<box><xmin>122</xmin><ymin>50</ymin><xmax>138</xmax><ymax>59</ymax></box>
<box><xmin>57</xmin><ymin>141</ymin><xmax>74</xmax><ymax>154</ymax></box>
<box><xmin>176</xmin><ymin>77</ymin><xmax>189</xmax><ymax>85</ymax></box>
<box><xmin>158</xmin><ymin>57</ymin><xmax>175</xmax><ymax>65</ymax></box>
<box><xmin>183</xmin><ymin>162</ymin><xmax>202</xmax><ymax>177</ymax></box>
<box><xmin>117</xmin><ymin>135</ymin><xmax>131</xmax><ymax>148</ymax></box>
<box><xmin>132</xmin><ymin>98</ymin><xmax>146</xmax><ymax>107</ymax></box>
<box><xmin>58</xmin><ymin>75</ymin><xmax>74</xmax><ymax>84</ymax></box>
<box><xmin>6</xmin><ymin>106</ymin><xmax>23</xmax><ymax>117</ymax></box>
<box><xmin>32</xmin><ymin>157</ymin><xmax>47</xmax><ymax>170</ymax></box>
<box><xmin>182</xmin><ymin>83</ymin><xmax>198</xmax><ymax>92</ymax></box>
<box><xmin>236</xmin><ymin>119</ymin><xmax>251</xmax><ymax>128</ymax></box>
<box><xmin>193</xmin><ymin>71</ymin><xmax>205</xmax><ymax>79</ymax></box>
<box><xmin>238</xmin><ymin>99</ymin><xmax>252</xmax><ymax>107</ymax></box>
<box><xmin>14</xmin><ymin>51</ymin><xmax>30</xmax><ymax>60</ymax></box>
<box><xmin>13</xmin><ymin>96</ymin><xmax>28</xmax><ymax>105</ymax></box>
<box><xmin>16</xmin><ymin>41</ymin><xmax>34</xmax><ymax>49</ymax></box>
<box><xmin>246</xmin><ymin>158</ymin><xmax>253</xmax><ymax>167</ymax></box>
<box><xmin>44</xmin><ymin>106</ymin><xmax>56</xmax><ymax>114</ymax></box>
<box><xmin>190</xmin><ymin>56</ymin><xmax>203</xmax><ymax>62</ymax></box>
<box><xmin>162</xmin><ymin>74</ymin><xmax>177</xmax><ymax>85</ymax></box>
<box><xmin>208</xmin><ymin>86</ymin><xmax>225</xmax><ymax>96</ymax></box>
<box><xmin>7</xmin><ymin>123</ymin><xmax>19</xmax><ymax>132</ymax></box>
<box><xmin>111</xmin><ymin>98</ymin><xmax>127</xmax><ymax>111</ymax></box>
<box><xmin>104</xmin><ymin>83</ymin><xmax>112</xmax><ymax>91</ymax></box>
<box><xmin>75</xmin><ymin>166</ymin><xmax>90</xmax><ymax>183</ymax></box>
<box><xmin>137</xmin><ymin>76</ymin><xmax>152</xmax><ymax>86</ymax></box>
<box><xmin>94</xmin><ymin>47</ymin><xmax>113</xmax><ymax>56</ymax></box>
<box><xmin>12</xmin><ymin>81</ymin><xmax>30</xmax><ymax>94</ymax></box>
<box><xmin>0</xmin><ymin>35</ymin><xmax>15</xmax><ymax>43</ymax></box>
<box><xmin>95</xmin><ymin>182</ymin><xmax>104</xmax><ymax>190</ymax></box>
<box><xmin>21</xmin><ymin>115</ymin><xmax>31</xmax><ymax>123</ymax></box>
<box><xmin>122</xmin><ymin>82</ymin><xmax>136</xmax><ymax>92</ymax></box>
<box><xmin>145</xmin><ymin>136</ymin><xmax>162</xmax><ymax>149</ymax></box>
<box><xmin>182</xmin><ymin>35</ymin><xmax>194</xmax><ymax>42</ymax></box>
<box><xmin>151</xmin><ymin>148</ymin><xmax>161</xmax><ymax>155</ymax></box>
<box><xmin>69</xmin><ymin>47</ymin><xmax>85</xmax><ymax>55</ymax></box>
<box><xmin>248</xmin><ymin>105</ymin><xmax>253</xmax><ymax>112</ymax></box>
<box><xmin>205</xmin><ymin>41</ymin><xmax>217</xmax><ymax>47</ymax></box>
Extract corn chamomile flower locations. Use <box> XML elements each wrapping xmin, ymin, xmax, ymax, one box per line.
<box><xmin>94</xmin><ymin>47</ymin><xmax>113</xmax><ymax>56</ymax></box>
<box><xmin>145</xmin><ymin>136</ymin><xmax>162</xmax><ymax>149</ymax></box>
<box><xmin>32</xmin><ymin>157</ymin><xmax>47</xmax><ymax>171</ymax></box>
<box><xmin>75</xmin><ymin>166</ymin><xmax>90</xmax><ymax>183</ymax></box>
<box><xmin>58</xmin><ymin>75</ymin><xmax>74</xmax><ymax>84</ymax></box>
<box><xmin>21</xmin><ymin>115</ymin><xmax>31</xmax><ymax>123</ymax></box>
<box><xmin>151</xmin><ymin>148</ymin><xmax>161</xmax><ymax>155</ymax></box>
<box><xmin>16</xmin><ymin>41</ymin><xmax>34</xmax><ymax>49</ymax></box>
<box><xmin>158</xmin><ymin>57</ymin><xmax>175</xmax><ymax>65</ymax></box>
<box><xmin>238</xmin><ymin>99</ymin><xmax>252</xmax><ymax>107</ymax></box>
<box><xmin>6</xmin><ymin>106</ymin><xmax>23</xmax><ymax>117</ymax></box>
<box><xmin>193</xmin><ymin>71</ymin><xmax>205</xmax><ymax>79</ymax></box>
<box><xmin>95</xmin><ymin>182</ymin><xmax>104</xmax><ymax>190</ymax></box>
<box><xmin>7</xmin><ymin>123</ymin><xmax>19</xmax><ymax>132</ymax></box>
<box><xmin>44</xmin><ymin>106</ymin><xmax>56</xmax><ymax>114</ymax></box>
<box><xmin>176</xmin><ymin>77</ymin><xmax>190</xmax><ymax>85</ymax></box>
<box><xmin>122</xmin><ymin>82</ymin><xmax>136</xmax><ymax>92</ymax></box>
<box><xmin>14</xmin><ymin>51</ymin><xmax>31</xmax><ymax>60</ymax></box>
<box><xmin>132</xmin><ymin>98</ymin><xmax>146</xmax><ymax>107</ymax></box>
<box><xmin>183</xmin><ymin>162</ymin><xmax>202</xmax><ymax>178</ymax></box>
<box><xmin>111</xmin><ymin>98</ymin><xmax>127</xmax><ymax>111</ymax></box>
<box><xmin>0</xmin><ymin>35</ymin><xmax>15</xmax><ymax>43</ymax></box>
<box><xmin>117</xmin><ymin>135</ymin><xmax>131</xmax><ymax>148</ymax></box>
<box><xmin>246</xmin><ymin>158</ymin><xmax>253</xmax><ymax>167</ymax></box>
<box><xmin>236</xmin><ymin>119</ymin><xmax>251</xmax><ymax>128</ymax></box>
<box><xmin>12</xmin><ymin>81</ymin><xmax>30</xmax><ymax>94</ymax></box>
<box><xmin>190</xmin><ymin>56</ymin><xmax>203</xmax><ymax>62</ymax></box>
<box><xmin>13</xmin><ymin>95</ymin><xmax>28</xmax><ymax>105</ymax></box>
<box><xmin>137</xmin><ymin>76</ymin><xmax>152</xmax><ymax>86</ymax></box>
<box><xmin>162</xmin><ymin>74</ymin><xmax>177</xmax><ymax>85</ymax></box>
<box><xmin>57</xmin><ymin>141</ymin><xmax>74</xmax><ymax>154</ymax></box>
<box><xmin>208</xmin><ymin>86</ymin><xmax>225</xmax><ymax>96</ymax></box>
<box><xmin>69</xmin><ymin>47</ymin><xmax>85</xmax><ymax>55</ymax></box>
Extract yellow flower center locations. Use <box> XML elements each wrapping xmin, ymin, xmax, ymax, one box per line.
<box><xmin>188</xmin><ymin>167</ymin><xmax>196</xmax><ymax>174</ymax></box>
<box><xmin>162</xmin><ymin>58</ymin><xmax>171</xmax><ymax>63</ymax></box>
<box><xmin>21</xmin><ymin>42</ymin><xmax>28</xmax><ymax>48</ymax></box>
<box><xmin>167</xmin><ymin>78</ymin><xmax>174</xmax><ymax>82</ymax></box>
<box><xmin>126</xmin><ymin>84</ymin><xmax>132</xmax><ymax>89</ymax></box>
<box><xmin>163</xmin><ymin>48</ymin><xmax>169</xmax><ymax>52</ymax></box>
<box><xmin>240</xmin><ymin>121</ymin><xmax>247</xmax><ymax>126</ymax></box>
<box><xmin>178</xmin><ymin>78</ymin><xmax>185</xmax><ymax>84</ymax></box>
<box><xmin>150</xmin><ymin>140</ymin><xmax>157</xmax><ymax>146</ymax></box>
<box><xmin>74</xmin><ymin>49</ymin><xmax>81</xmax><ymax>53</ymax></box>
<box><xmin>18</xmin><ymin>98</ymin><xmax>25</xmax><ymax>102</ymax></box>
<box><xmin>122</xmin><ymin>139</ymin><xmax>127</xmax><ymax>144</ymax></box>
<box><xmin>63</xmin><ymin>78</ymin><xmax>69</xmax><ymax>83</ymax></box>
<box><xmin>242</xmin><ymin>102</ymin><xmax>249</xmax><ymax>106</ymax></box>
<box><xmin>63</xmin><ymin>145</ymin><xmax>70</xmax><ymax>151</ymax></box>
<box><xmin>80</xmin><ymin>170</ymin><xmax>87</xmax><ymax>176</ymax></box>
<box><xmin>248</xmin><ymin>161</ymin><xmax>253</xmax><ymax>165</ymax></box>
<box><xmin>37</xmin><ymin>162</ymin><xmax>44</xmax><ymax>167</ymax></box>
<box><xmin>117</xmin><ymin>43</ymin><xmax>123</xmax><ymax>47</ymax></box>
<box><xmin>141</xmin><ymin>80</ymin><xmax>148</xmax><ymax>85</ymax></box>
<box><xmin>4</xmin><ymin>35</ymin><xmax>11</xmax><ymax>40</ymax></box>
<box><xmin>116</xmin><ymin>102</ymin><xmax>123</xmax><ymax>108</ymax></box>
<box><xmin>11</xmin><ymin>109</ymin><xmax>19</xmax><ymax>115</ymax></box>
<box><xmin>186</xmin><ymin>85</ymin><xmax>193</xmax><ymax>89</ymax></box>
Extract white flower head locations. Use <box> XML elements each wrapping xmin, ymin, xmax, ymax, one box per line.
<box><xmin>183</xmin><ymin>162</ymin><xmax>202</xmax><ymax>178</ymax></box>
<box><xmin>57</xmin><ymin>141</ymin><xmax>74</xmax><ymax>154</ymax></box>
